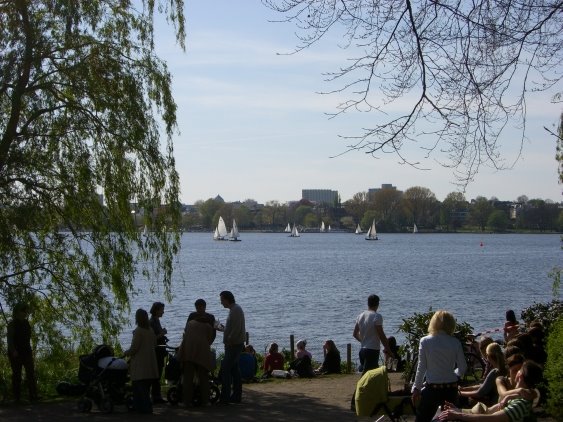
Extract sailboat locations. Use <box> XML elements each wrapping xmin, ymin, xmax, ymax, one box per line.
<box><xmin>365</xmin><ymin>219</ymin><xmax>379</xmax><ymax>241</ymax></box>
<box><xmin>229</xmin><ymin>219</ymin><xmax>241</xmax><ymax>241</ymax></box>
<box><xmin>284</xmin><ymin>223</ymin><xmax>291</xmax><ymax>233</ymax></box>
<box><xmin>289</xmin><ymin>223</ymin><xmax>300</xmax><ymax>237</ymax></box>
<box><xmin>213</xmin><ymin>216</ymin><xmax>228</xmax><ymax>240</ymax></box>
<box><xmin>143</xmin><ymin>225</ymin><xmax>148</xmax><ymax>236</ymax></box>
<box><xmin>320</xmin><ymin>221</ymin><xmax>326</xmax><ymax>232</ymax></box>
<box><xmin>413</xmin><ymin>223</ymin><xmax>418</xmax><ymax>234</ymax></box>
<box><xmin>355</xmin><ymin>224</ymin><xmax>362</xmax><ymax>235</ymax></box>
<box><xmin>328</xmin><ymin>225</ymin><xmax>331</xmax><ymax>232</ymax></box>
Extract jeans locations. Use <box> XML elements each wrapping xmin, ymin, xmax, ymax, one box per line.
<box><xmin>415</xmin><ymin>385</ymin><xmax>458</xmax><ymax>422</ymax></box>
<box><xmin>132</xmin><ymin>379</ymin><xmax>153</xmax><ymax>414</ymax></box>
<box><xmin>359</xmin><ymin>348</ymin><xmax>380</xmax><ymax>374</ymax></box>
<box><xmin>220</xmin><ymin>343</ymin><xmax>244</xmax><ymax>402</ymax></box>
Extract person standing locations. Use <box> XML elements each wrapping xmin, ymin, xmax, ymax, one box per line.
<box><xmin>219</xmin><ymin>290</ymin><xmax>245</xmax><ymax>405</ymax></box>
<box><xmin>149</xmin><ymin>302</ymin><xmax>167</xmax><ymax>403</ymax></box>
<box><xmin>188</xmin><ymin>298</ymin><xmax>216</xmax><ymax>342</ymax></box>
<box><xmin>125</xmin><ymin>309</ymin><xmax>159</xmax><ymax>414</ymax></box>
<box><xmin>7</xmin><ymin>302</ymin><xmax>38</xmax><ymax>402</ymax></box>
<box><xmin>353</xmin><ymin>294</ymin><xmax>391</xmax><ymax>373</ymax></box>
<box><xmin>411</xmin><ymin>310</ymin><xmax>467</xmax><ymax>422</ymax></box>
<box><xmin>177</xmin><ymin>315</ymin><xmax>215</xmax><ymax>407</ymax></box>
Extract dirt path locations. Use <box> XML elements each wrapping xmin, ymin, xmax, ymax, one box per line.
<box><xmin>0</xmin><ymin>373</ymin><xmax>403</xmax><ymax>421</ymax></box>
<box><xmin>0</xmin><ymin>373</ymin><xmax>554</xmax><ymax>421</ymax></box>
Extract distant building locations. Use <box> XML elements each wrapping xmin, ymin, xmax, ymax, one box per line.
<box><xmin>368</xmin><ymin>184</ymin><xmax>401</xmax><ymax>200</ymax></box>
<box><xmin>302</xmin><ymin>189</ymin><xmax>339</xmax><ymax>205</ymax></box>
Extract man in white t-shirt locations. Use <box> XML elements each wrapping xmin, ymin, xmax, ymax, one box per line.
<box><xmin>353</xmin><ymin>294</ymin><xmax>391</xmax><ymax>374</ymax></box>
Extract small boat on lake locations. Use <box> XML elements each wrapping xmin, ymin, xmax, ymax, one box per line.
<box><xmin>320</xmin><ymin>221</ymin><xmax>326</xmax><ymax>232</ymax></box>
<box><xmin>289</xmin><ymin>223</ymin><xmax>300</xmax><ymax>237</ymax></box>
<box><xmin>355</xmin><ymin>224</ymin><xmax>362</xmax><ymax>235</ymax></box>
<box><xmin>284</xmin><ymin>223</ymin><xmax>291</xmax><ymax>233</ymax></box>
<box><xmin>213</xmin><ymin>216</ymin><xmax>228</xmax><ymax>240</ymax></box>
<box><xmin>365</xmin><ymin>219</ymin><xmax>378</xmax><ymax>241</ymax></box>
<box><xmin>229</xmin><ymin>219</ymin><xmax>241</xmax><ymax>241</ymax></box>
<box><xmin>413</xmin><ymin>223</ymin><xmax>418</xmax><ymax>234</ymax></box>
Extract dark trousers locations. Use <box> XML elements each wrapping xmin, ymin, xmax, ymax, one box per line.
<box><xmin>220</xmin><ymin>343</ymin><xmax>244</xmax><ymax>402</ymax></box>
<box><xmin>132</xmin><ymin>379</ymin><xmax>154</xmax><ymax>414</ymax></box>
<box><xmin>415</xmin><ymin>386</ymin><xmax>458</xmax><ymax>422</ymax></box>
<box><xmin>9</xmin><ymin>352</ymin><xmax>37</xmax><ymax>401</ymax></box>
<box><xmin>359</xmin><ymin>348</ymin><xmax>380</xmax><ymax>373</ymax></box>
<box><xmin>183</xmin><ymin>361</ymin><xmax>209</xmax><ymax>405</ymax></box>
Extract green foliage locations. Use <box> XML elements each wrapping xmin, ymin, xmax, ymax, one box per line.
<box><xmin>0</xmin><ymin>1</ymin><xmax>183</xmax><ymax>347</ymax></box>
<box><xmin>545</xmin><ymin>316</ymin><xmax>563</xmax><ymax>419</ymax></box>
<box><xmin>548</xmin><ymin>267</ymin><xmax>561</xmax><ymax>299</ymax></box>
<box><xmin>487</xmin><ymin>209</ymin><xmax>509</xmax><ymax>232</ymax></box>
<box><xmin>520</xmin><ymin>300</ymin><xmax>563</xmax><ymax>333</ymax></box>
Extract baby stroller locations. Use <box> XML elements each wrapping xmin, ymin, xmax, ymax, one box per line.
<box><xmin>354</xmin><ymin>366</ymin><xmax>415</xmax><ymax>421</ymax></box>
<box><xmin>164</xmin><ymin>345</ymin><xmax>220</xmax><ymax>406</ymax></box>
<box><xmin>76</xmin><ymin>344</ymin><xmax>132</xmax><ymax>413</ymax></box>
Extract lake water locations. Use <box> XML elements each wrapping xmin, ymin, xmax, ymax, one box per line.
<box><xmin>126</xmin><ymin>232</ymin><xmax>562</xmax><ymax>361</ymax></box>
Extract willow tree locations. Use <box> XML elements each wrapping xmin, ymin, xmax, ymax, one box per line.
<box><xmin>264</xmin><ymin>0</ymin><xmax>563</xmax><ymax>185</ymax></box>
<box><xmin>0</xmin><ymin>1</ymin><xmax>184</xmax><ymax>349</ymax></box>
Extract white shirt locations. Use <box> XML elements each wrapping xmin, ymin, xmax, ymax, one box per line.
<box><xmin>412</xmin><ymin>332</ymin><xmax>467</xmax><ymax>392</ymax></box>
<box><xmin>355</xmin><ymin>310</ymin><xmax>383</xmax><ymax>350</ymax></box>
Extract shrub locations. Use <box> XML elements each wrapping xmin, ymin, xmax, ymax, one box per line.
<box><xmin>520</xmin><ymin>300</ymin><xmax>563</xmax><ymax>333</ymax></box>
<box><xmin>545</xmin><ymin>316</ymin><xmax>563</xmax><ymax>419</ymax></box>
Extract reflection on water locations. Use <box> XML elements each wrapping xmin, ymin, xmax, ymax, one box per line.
<box><xmin>125</xmin><ymin>232</ymin><xmax>561</xmax><ymax>361</ymax></box>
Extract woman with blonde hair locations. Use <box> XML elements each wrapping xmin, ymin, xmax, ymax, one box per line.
<box><xmin>411</xmin><ymin>310</ymin><xmax>467</xmax><ymax>422</ymax></box>
<box><xmin>459</xmin><ymin>342</ymin><xmax>507</xmax><ymax>405</ymax></box>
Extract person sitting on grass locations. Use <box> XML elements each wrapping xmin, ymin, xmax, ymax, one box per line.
<box><xmin>263</xmin><ymin>343</ymin><xmax>284</xmax><ymax>377</ymax></box>
<box><xmin>438</xmin><ymin>360</ymin><xmax>543</xmax><ymax>422</ymax></box>
<box><xmin>315</xmin><ymin>340</ymin><xmax>341</xmax><ymax>375</ymax></box>
<box><xmin>477</xmin><ymin>336</ymin><xmax>494</xmax><ymax>380</ymax></box>
<box><xmin>290</xmin><ymin>339</ymin><xmax>314</xmax><ymax>378</ymax></box>
<box><xmin>459</xmin><ymin>343</ymin><xmax>507</xmax><ymax>406</ymax></box>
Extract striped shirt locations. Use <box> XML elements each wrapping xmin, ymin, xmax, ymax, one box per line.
<box><xmin>504</xmin><ymin>398</ymin><xmax>532</xmax><ymax>422</ymax></box>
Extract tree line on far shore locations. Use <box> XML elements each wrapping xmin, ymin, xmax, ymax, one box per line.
<box><xmin>182</xmin><ymin>189</ymin><xmax>562</xmax><ymax>233</ymax></box>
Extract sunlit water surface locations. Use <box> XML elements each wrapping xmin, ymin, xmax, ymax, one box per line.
<box><xmin>124</xmin><ymin>232</ymin><xmax>561</xmax><ymax>361</ymax></box>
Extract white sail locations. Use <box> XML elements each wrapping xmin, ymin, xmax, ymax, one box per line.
<box><xmin>284</xmin><ymin>223</ymin><xmax>291</xmax><ymax>233</ymax></box>
<box><xmin>290</xmin><ymin>223</ymin><xmax>300</xmax><ymax>237</ymax></box>
<box><xmin>328</xmin><ymin>225</ymin><xmax>331</xmax><ymax>232</ymax></box>
<box><xmin>355</xmin><ymin>224</ymin><xmax>362</xmax><ymax>234</ymax></box>
<box><xmin>229</xmin><ymin>219</ymin><xmax>241</xmax><ymax>241</ymax></box>
<box><xmin>365</xmin><ymin>219</ymin><xmax>378</xmax><ymax>240</ymax></box>
<box><xmin>413</xmin><ymin>223</ymin><xmax>418</xmax><ymax>234</ymax></box>
<box><xmin>320</xmin><ymin>221</ymin><xmax>325</xmax><ymax>232</ymax></box>
<box><xmin>143</xmin><ymin>225</ymin><xmax>148</xmax><ymax>236</ymax></box>
<box><xmin>213</xmin><ymin>216</ymin><xmax>228</xmax><ymax>240</ymax></box>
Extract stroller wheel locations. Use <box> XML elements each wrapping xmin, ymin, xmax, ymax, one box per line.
<box><xmin>125</xmin><ymin>393</ymin><xmax>135</xmax><ymax>412</ymax></box>
<box><xmin>99</xmin><ymin>397</ymin><xmax>113</xmax><ymax>413</ymax></box>
<box><xmin>209</xmin><ymin>383</ymin><xmax>220</xmax><ymax>404</ymax></box>
<box><xmin>77</xmin><ymin>398</ymin><xmax>92</xmax><ymax>413</ymax></box>
<box><xmin>167</xmin><ymin>386</ymin><xmax>180</xmax><ymax>405</ymax></box>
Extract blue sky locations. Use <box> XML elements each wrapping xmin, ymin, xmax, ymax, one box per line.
<box><xmin>154</xmin><ymin>1</ymin><xmax>562</xmax><ymax>204</ymax></box>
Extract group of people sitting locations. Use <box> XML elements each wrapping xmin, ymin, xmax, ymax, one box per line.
<box><xmin>261</xmin><ymin>338</ymin><xmax>342</xmax><ymax>379</ymax></box>
<box><xmin>410</xmin><ymin>309</ymin><xmax>546</xmax><ymax>422</ymax></box>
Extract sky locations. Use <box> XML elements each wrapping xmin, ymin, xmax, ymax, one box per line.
<box><xmin>153</xmin><ymin>1</ymin><xmax>562</xmax><ymax>204</ymax></box>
